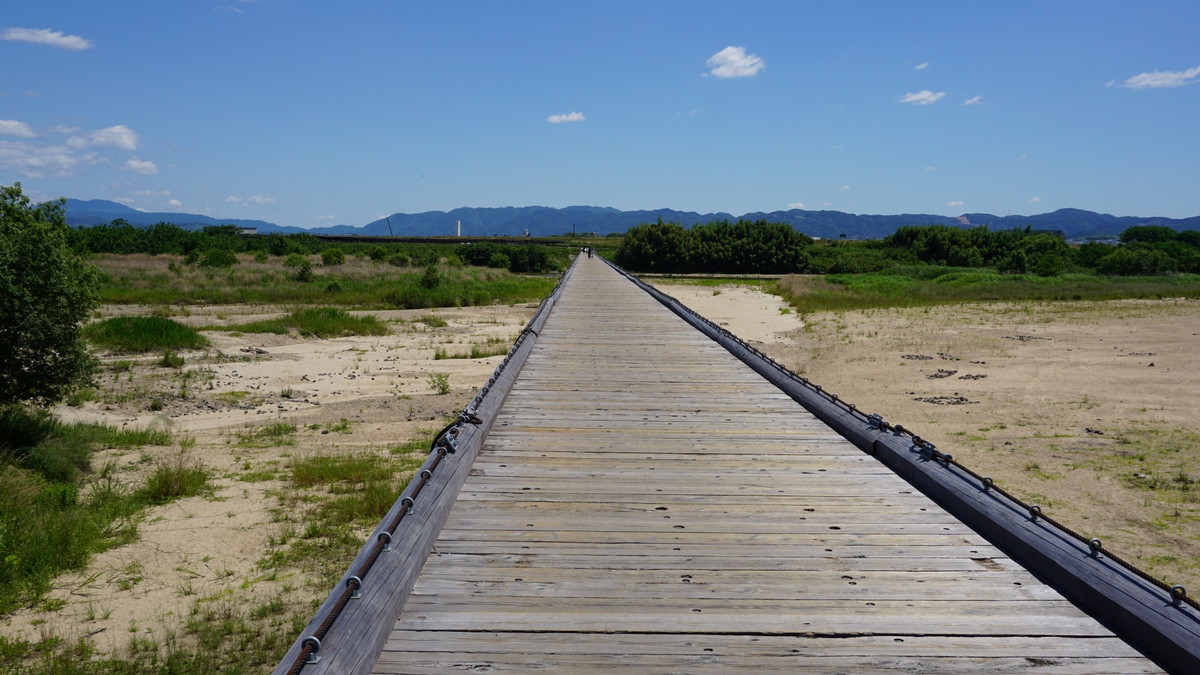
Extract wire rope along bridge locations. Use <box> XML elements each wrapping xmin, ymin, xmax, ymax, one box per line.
<box><xmin>277</xmin><ymin>256</ymin><xmax>1200</xmax><ymax>674</ymax></box>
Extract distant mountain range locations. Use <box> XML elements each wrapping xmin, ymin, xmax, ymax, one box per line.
<box><xmin>64</xmin><ymin>198</ymin><xmax>1200</xmax><ymax>241</ymax></box>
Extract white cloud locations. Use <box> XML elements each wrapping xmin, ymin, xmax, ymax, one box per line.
<box><xmin>0</xmin><ymin>119</ymin><xmax>36</xmax><ymax>138</ymax></box>
<box><xmin>89</xmin><ymin>125</ymin><xmax>138</xmax><ymax>150</ymax></box>
<box><xmin>225</xmin><ymin>196</ymin><xmax>242</xmax><ymax>204</ymax></box>
<box><xmin>124</xmin><ymin>157</ymin><xmax>158</xmax><ymax>174</ymax></box>
<box><xmin>925</xmin><ymin>165</ymin><xmax>936</xmax><ymax>171</ymax></box>
<box><xmin>547</xmin><ymin>112</ymin><xmax>585</xmax><ymax>124</ymax></box>
<box><xmin>246</xmin><ymin>194</ymin><xmax>275</xmax><ymax>205</ymax></box>
<box><xmin>914</xmin><ymin>61</ymin><xmax>930</xmax><ymax>71</ymax></box>
<box><xmin>1029</xmin><ymin>196</ymin><xmax>1041</xmax><ymax>203</ymax></box>
<box><xmin>963</xmin><ymin>95</ymin><xmax>982</xmax><ymax>106</ymax></box>
<box><xmin>838</xmin><ymin>184</ymin><xmax>851</xmax><ymax>191</ymax></box>
<box><xmin>1121</xmin><ymin>65</ymin><xmax>1200</xmax><ymax>89</ymax></box>
<box><xmin>166</xmin><ymin>199</ymin><xmax>183</xmax><ymax>208</ymax></box>
<box><xmin>0</xmin><ymin>141</ymin><xmax>101</xmax><ymax>178</ymax></box>
<box><xmin>947</xmin><ymin>200</ymin><xmax>964</xmax><ymax>207</ymax></box>
<box><xmin>787</xmin><ymin>202</ymin><xmax>805</xmax><ymax>210</ymax></box>
<box><xmin>1</xmin><ymin>27</ymin><xmax>93</xmax><ymax>51</ymax></box>
<box><xmin>705</xmin><ymin>46</ymin><xmax>765</xmax><ymax>78</ymax></box>
<box><xmin>899</xmin><ymin>90</ymin><xmax>945</xmax><ymax>105</ymax></box>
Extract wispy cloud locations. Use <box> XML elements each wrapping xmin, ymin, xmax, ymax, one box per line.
<box><xmin>963</xmin><ymin>95</ymin><xmax>982</xmax><ymax>106</ymax></box>
<box><xmin>914</xmin><ymin>61</ymin><xmax>930</xmax><ymax>71</ymax></box>
<box><xmin>705</xmin><ymin>46</ymin><xmax>765</xmax><ymax>78</ymax></box>
<box><xmin>547</xmin><ymin>112</ymin><xmax>585</xmax><ymax>124</ymax></box>
<box><xmin>124</xmin><ymin>158</ymin><xmax>158</xmax><ymax>175</ymax></box>
<box><xmin>1</xmin><ymin>27</ymin><xmax>93</xmax><ymax>50</ymax></box>
<box><xmin>787</xmin><ymin>202</ymin><xmax>805</xmax><ymax>210</ymax></box>
<box><xmin>0</xmin><ymin>141</ymin><xmax>101</xmax><ymax>178</ymax></box>
<box><xmin>838</xmin><ymin>184</ymin><xmax>851</xmax><ymax>191</ymax></box>
<box><xmin>899</xmin><ymin>90</ymin><xmax>945</xmax><ymax>105</ymax></box>
<box><xmin>0</xmin><ymin>122</ymin><xmax>146</xmax><ymax>178</ymax></box>
<box><xmin>228</xmin><ymin>194</ymin><xmax>275</xmax><ymax>205</ymax></box>
<box><xmin>166</xmin><ymin>199</ymin><xmax>183</xmax><ymax>208</ymax></box>
<box><xmin>0</xmin><ymin>119</ymin><xmax>36</xmax><ymax>138</ymax></box>
<box><xmin>947</xmin><ymin>200</ymin><xmax>964</xmax><ymax>207</ymax></box>
<box><xmin>1120</xmin><ymin>65</ymin><xmax>1200</xmax><ymax>89</ymax></box>
<box><xmin>1029</xmin><ymin>196</ymin><xmax>1041</xmax><ymax>203</ymax></box>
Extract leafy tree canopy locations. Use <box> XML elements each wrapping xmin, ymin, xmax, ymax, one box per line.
<box><xmin>0</xmin><ymin>184</ymin><xmax>101</xmax><ymax>406</ymax></box>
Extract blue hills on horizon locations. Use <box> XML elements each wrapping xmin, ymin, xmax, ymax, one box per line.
<box><xmin>63</xmin><ymin>198</ymin><xmax>1200</xmax><ymax>241</ymax></box>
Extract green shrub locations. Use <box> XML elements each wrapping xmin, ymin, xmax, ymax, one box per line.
<box><xmin>321</xmin><ymin>248</ymin><xmax>346</xmax><ymax>266</ymax></box>
<box><xmin>196</xmin><ymin>248</ymin><xmax>238</xmax><ymax>268</ymax></box>
<box><xmin>83</xmin><ymin>316</ymin><xmax>208</xmax><ymax>352</ymax></box>
<box><xmin>419</xmin><ymin>265</ymin><xmax>442</xmax><ymax>289</ymax></box>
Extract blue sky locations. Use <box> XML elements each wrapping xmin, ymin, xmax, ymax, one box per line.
<box><xmin>2</xmin><ymin>1</ymin><xmax>1198</xmax><ymax>228</ymax></box>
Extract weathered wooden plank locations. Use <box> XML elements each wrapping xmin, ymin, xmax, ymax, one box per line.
<box><xmin>381</xmin><ymin>631</ymin><xmax>1148</xmax><ymax>659</ymax></box>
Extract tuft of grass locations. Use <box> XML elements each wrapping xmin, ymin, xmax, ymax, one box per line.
<box><xmin>82</xmin><ymin>316</ymin><xmax>208</xmax><ymax>352</ymax></box>
<box><xmin>158</xmin><ymin>349</ymin><xmax>186</xmax><ymax>368</ymax></box>
<box><xmin>136</xmin><ymin>453</ymin><xmax>210</xmax><ymax>505</ymax></box>
<box><xmin>417</xmin><ymin>314</ymin><xmax>448</xmax><ymax>328</ymax></box>
<box><xmin>427</xmin><ymin>372</ymin><xmax>451</xmax><ymax>395</ymax></box>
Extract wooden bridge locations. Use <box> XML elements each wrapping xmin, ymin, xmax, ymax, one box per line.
<box><xmin>277</xmin><ymin>256</ymin><xmax>1200</xmax><ymax>674</ymax></box>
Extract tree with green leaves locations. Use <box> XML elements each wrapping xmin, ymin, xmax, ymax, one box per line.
<box><xmin>0</xmin><ymin>184</ymin><xmax>101</xmax><ymax>406</ymax></box>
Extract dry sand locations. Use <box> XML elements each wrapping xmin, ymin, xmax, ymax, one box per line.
<box><xmin>4</xmin><ymin>275</ymin><xmax>1198</xmax><ymax>663</ymax></box>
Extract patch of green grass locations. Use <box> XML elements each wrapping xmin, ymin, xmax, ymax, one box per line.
<box><xmin>0</xmin><ymin>406</ymin><xmax>184</xmax><ymax>615</ymax></box>
<box><xmin>234</xmin><ymin>422</ymin><xmax>297</xmax><ymax>448</ymax></box>
<box><xmin>83</xmin><ymin>316</ymin><xmax>208</xmax><ymax>353</ymax></box>
<box><xmin>290</xmin><ymin>454</ymin><xmax>394</xmax><ymax>487</ymax></box>
<box><xmin>227</xmin><ymin>307</ymin><xmax>389</xmax><ymax>338</ymax></box>
<box><xmin>418</xmin><ymin>314</ymin><xmax>448</xmax><ymax>328</ymax></box>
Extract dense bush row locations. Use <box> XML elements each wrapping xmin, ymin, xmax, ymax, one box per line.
<box><xmin>615</xmin><ymin>219</ymin><xmax>1200</xmax><ymax>277</ymax></box>
<box><xmin>65</xmin><ymin>221</ymin><xmax>566</xmax><ymax>273</ymax></box>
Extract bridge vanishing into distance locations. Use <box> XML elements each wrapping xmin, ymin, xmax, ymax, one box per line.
<box><xmin>276</xmin><ymin>256</ymin><xmax>1200</xmax><ymax>674</ymax></box>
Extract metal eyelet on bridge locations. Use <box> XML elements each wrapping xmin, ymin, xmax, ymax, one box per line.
<box><xmin>982</xmin><ymin>476</ymin><xmax>993</xmax><ymax>492</ymax></box>
<box><xmin>1171</xmin><ymin>585</ymin><xmax>1187</xmax><ymax>605</ymax></box>
<box><xmin>345</xmin><ymin>575</ymin><xmax>363</xmax><ymax>599</ymax></box>
<box><xmin>378</xmin><ymin>531</ymin><xmax>392</xmax><ymax>552</ymax></box>
<box><xmin>401</xmin><ymin>497</ymin><xmax>414</xmax><ymax>514</ymax></box>
<box><xmin>1088</xmin><ymin>538</ymin><xmax>1102</xmax><ymax>556</ymax></box>
<box><xmin>1028</xmin><ymin>505</ymin><xmax>1042</xmax><ymax>522</ymax></box>
<box><xmin>302</xmin><ymin>636</ymin><xmax>321</xmax><ymax>664</ymax></box>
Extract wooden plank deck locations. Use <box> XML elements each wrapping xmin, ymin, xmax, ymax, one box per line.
<box><xmin>372</xmin><ymin>257</ymin><xmax>1157</xmax><ymax>673</ymax></box>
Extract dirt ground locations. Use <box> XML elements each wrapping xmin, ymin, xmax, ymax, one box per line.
<box><xmin>4</xmin><ymin>275</ymin><xmax>1198</xmax><ymax>663</ymax></box>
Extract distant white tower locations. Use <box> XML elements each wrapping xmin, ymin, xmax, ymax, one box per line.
<box><xmin>456</xmin><ymin>220</ymin><xmax>461</xmax><ymax>237</ymax></box>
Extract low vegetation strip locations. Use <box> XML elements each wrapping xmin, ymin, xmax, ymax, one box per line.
<box><xmin>773</xmin><ymin>268</ymin><xmax>1200</xmax><ymax>314</ymax></box>
<box><xmin>226</xmin><ymin>307</ymin><xmax>389</xmax><ymax>338</ymax></box>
